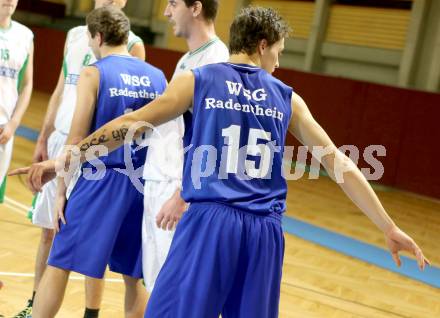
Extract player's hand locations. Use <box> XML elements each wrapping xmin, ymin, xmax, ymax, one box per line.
<box><xmin>8</xmin><ymin>160</ymin><xmax>57</xmax><ymax>193</ymax></box>
<box><xmin>0</xmin><ymin>122</ymin><xmax>15</xmax><ymax>144</ymax></box>
<box><xmin>385</xmin><ymin>226</ymin><xmax>430</xmax><ymax>270</ymax></box>
<box><xmin>33</xmin><ymin>137</ymin><xmax>49</xmax><ymax>163</ymax></box>
<box><xmin>156</xmin><ymin>190</ymin><xmax>187</xmax><ymax>231</ymax></box>
<box><xmin>53</xmin><ymin>189</ymin><xmax>67</xmax><ymax>232</ymax></box>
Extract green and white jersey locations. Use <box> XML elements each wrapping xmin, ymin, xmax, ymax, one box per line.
<box><xmin>173</xmin><ymin>37</ymin><xmax>229</xmax><ymax>78</ymax></box>
<box><xmin>143</xmin><ymin>37</ymin><xmax>229</xmax><ymax>181</ymax></box>
<box><xmin>0</xmin><ymin>21</ymin><xmax>33</xmax><ymax>125</ymax></box>
<box><xmin>54</xmin><ymin>25</ymin><xmax>143</xmax><ymax>134</ymax></box>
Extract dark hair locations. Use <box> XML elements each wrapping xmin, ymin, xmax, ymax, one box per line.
<box><xmin>86</xmin><ymin>6</ymin><xmax>130</xmax><ymax>46</ymax></box>
<box><xmin>184</xmin><ymin>0</ymin><xmax>218</xmax><ymax>21</ymax></box>
<box><xmin>229</xmin><ymin>6</ymin><xmax>291</xmax><ymax>55</ymax></box>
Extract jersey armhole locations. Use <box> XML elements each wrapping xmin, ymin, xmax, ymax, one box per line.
<box><xmin>127</xmin><ymin>38</ymin><xmax>143</xmax><ymax>52</ymax></box>
<box><xmin>286</xmin><ymin>87</ymin><xmax>294</xmax><ymax>123</ymax></box>
<box><xmin>190</xmin><ymin>69</ymin><xmax>200</xmax><ymax>114</ymax></box>
<box><xmin>17</xmin><ymin>54</ymin><xmax>29</xmax><ymax>91</ymax></box>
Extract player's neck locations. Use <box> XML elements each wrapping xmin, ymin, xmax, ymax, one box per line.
<box><xmin>229</xmin><ymin>53</ymin><xmax>260</xmax><ymax>68</ymax></box>
<box><xmin>0</xmin><ymin>16</ymin><xmax>11</xmax><ymax>29</ymax></box>
<box><xmin>186</xmin><ymin>22</ymin><xmax>216</xmax><ymax>53</ymax></box>
<box><xmin>99</xmin><ymin>45</ymin><xmax>129</xmax><ymax>58</ymax></box>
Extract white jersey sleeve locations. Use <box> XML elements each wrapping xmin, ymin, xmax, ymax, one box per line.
<box><xmin>0</xmin><ymin>21</ymin><xmax>33</xmax><ymax>125</ymax></box>
<box><xmin>143</xmin><ymin>38</ymin><xmax>230</xmax><ymax>181</ymax></box>
<box><xmin>128</xmin><ymin>30</ymin><xmax>143</xmax><ymax>52</ymax></box>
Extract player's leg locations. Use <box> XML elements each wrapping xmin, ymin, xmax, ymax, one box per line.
<box><xmin>222</xmin><ymin>213</ymin><xmax>284</xmax><ymax>318</ymax></box>
<box><xmin>145</xmin><ymin>203</ymin><xmax>244</xmax><ymax>318</ymax></box>
<box><xmin>122</xmin><ymin>275</ymin><xmax>147</xmax><ymax>318</ymax></box>
<box><xmin>109</xmin><ymin>181</ymin><xmax>147</xmax><ymax>316</ymax></box>
<box><xmin>32</xmin><ymin>131</ymin><xmax>66</xmax><ymax>290</ymax></box>
<box><xmin>14</xmin><ymin>131</ymin><xmax>65</xmax><ymax>317</ymax></box>
<box><xmin>32</xmin><ymin>265</ymin><xmax>70</xmax><ymax>318</ymax></box>
<box><xmin>42</xmin><ymin>172</ymin><xmax>125</xmax><ymax>315</ymax></box>
<box><xmin>13</xmin><ymin>228</ymin><xmax>54</xmax><ymax>318</ymax></box>
<box><xmin>84</xmin><ymin>276</ymin><xmax>105</xmax><ymax>318</ymax></box>
<box><xmin>142</xmin><ymin>180</ymin><xmax>176</xmax><ymax>292</ymax></box>
<box><xmin>34</xmin><ymin>228</ymin><xmax>55</xmax><ymax>288</ymax></box>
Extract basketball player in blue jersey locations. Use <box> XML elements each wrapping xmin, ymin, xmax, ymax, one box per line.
<box><xmin>15</xmin><ymin>1</ymin><xmax>145</xmax><ymax>317</ymax></box>
<box><xmin>12</xmin><ymin>6</ymin><xmax>430</xmax><ymax>318</ymax></box>
<box><xmin>23</xmin><ymin>7</ymin><xmax>166</xmax><ymax>318</ymax></box>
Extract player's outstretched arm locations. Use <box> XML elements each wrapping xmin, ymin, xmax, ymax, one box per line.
<box><xmin>288</xmin><ymin>92</ymin><xmax>430</xmax><ymax>270</ymax></box>
<box><xmin>8</xmin><ymin>71</ymin><xmax>195</xmax><ymax>189</ymax></box>
<box><xmin>74</xmin><ymin>70</ymin><xmax>194</xmax><ymax>158</ymax></box>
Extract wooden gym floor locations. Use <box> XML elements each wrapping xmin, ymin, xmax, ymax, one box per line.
<box><xmin>0</xmin><ymin>91</ymin><xmax>439</xmax><ymax>317</ymax></box>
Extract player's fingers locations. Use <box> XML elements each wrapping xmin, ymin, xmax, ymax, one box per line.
<box><xmin>172</xmin><ymin>215</ymin><xmax>180</xmax><ymax>226</ymax></box>
<box><xmin>27</xmin><ymin>168</ymin><xmax>38</xmax><ymax>193</ymax></box>
<box><xmin>53</xmin><ymin>214</ymin><xmax>60</xmax><ymax>233</ymax></box>
<box><xmin>171</xmin><ymin>220</ymin><xmax>177</xmax><ymax>231</ymax></box>
<box><xmin>424</xmin><ymin>256</ymin><xmax>431</xmax><ymax>266</ymax></box>
<box><xmin>156</xmin><ymin>213</ymin><xmax>164</xmax><ymax>228</ymax></box>
<box><xmin>60</xmin><ymin>211</ymin><xmax>67</xmax><ymax>225</ymax></box>
<box><xmin>165</xmin><ymin>220</ymin><xmax>171</xmax><ymax>231</ymax></box>
<box><xmin>413</xmin><ymin>248</ymin><xmax>424</xmax><ymax>270</ymax></box>
<box><xmin>36</xmin><ymin>168</ymin><xmax>46</xmax><ymax>191</ymax></box>
<box><xmin>161</xmin><ymin>216</ymin><xmax>170</xmax><ymax>231</ymax></box>
<box><xmin>31</xmin><ymin>168</ymin><xmax>41</xmax><ymax>192</ymax></box>
<box><xmin>167</xmin><ymin>218</ymin><xmax>176</xmax><ymax>231</ymax></box>
<box><xmin>8</xmin><ymin>166</ymin><xmax>30</xmax><ymax>176</ymax></box>
<box><xmin>392</xmin><ymin>252</ymin><xmax>401</xmax><ymax>267</ymax></box>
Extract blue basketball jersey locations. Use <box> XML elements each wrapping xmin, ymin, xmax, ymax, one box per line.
<box><xmin>87</xmin><ymin>55</ymin><xmax>167</xmax><ymax>169</ymax></box>
<box><xmin>181</xmin><ymin>63</ymin><xmax>293</xmax><ymax>214</ymax></box>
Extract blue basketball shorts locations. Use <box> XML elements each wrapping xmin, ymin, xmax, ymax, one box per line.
<box><xmin>48</xmin><ymin>169</ymin><xmax>144</xmax><ymax>279</ymax></box>
<box><xmin>145</xmin><ymin>202</ymin><xmax>285</xmax><ymax>318</ymax></box>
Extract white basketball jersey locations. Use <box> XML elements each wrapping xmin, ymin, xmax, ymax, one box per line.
<box><xmin>0</xmin><ymin>21</ymin><xmax>33</xmax><ymax>125</ymax></box>
<box><xmin>143</xmin><ymin>37</ymin><xmax>229</xmax><ymax>181</ymax></box>
<box><xmin>54</xmin><ymin>26</ymin><xmax>142</xmax><ymax>134</ymax></box>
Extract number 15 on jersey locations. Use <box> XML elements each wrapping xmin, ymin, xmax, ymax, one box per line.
<box><xmin>221</xmin><ymin>124</ymin><xmax>279</xmax><ymax>179</ymax></box>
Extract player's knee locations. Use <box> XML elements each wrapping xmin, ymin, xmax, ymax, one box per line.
<box><xmin>122</xmin><ymin>275</ymin><xmax>141</xmax><ymax>288</ymax></box>
<box><xmin>41</xmin><ymin>228</ymin><xmax>55</xmax><ymax>244</ymax></box>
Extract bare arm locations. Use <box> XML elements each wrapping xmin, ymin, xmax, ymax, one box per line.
<box><xmin>33</xmin><ymin>69</ymin><xmax>65</xmax><ymax>162</ymax></box>
<box><xmin>9</xmin><ymin>71</ymin><xmax>193</xmax><ymax>191</ymax></box>
<box><xmin>129</xmin><ymin>41</ymin><xmax>146</xmax><ymax>61</ymax></box>
<box><xmin>33</xmin><ymin>35</ymin><xmax>69</xmax><ymax>162</ymax></box>
<box><xmin>289</xmin><ymin>93</ymin><xmax>395</xmax><ymax>233</ymax></box>
<box><xmin>289</xmin><ymin>92</ymin><xmax>429</xmax><ymax>268</ymax></box>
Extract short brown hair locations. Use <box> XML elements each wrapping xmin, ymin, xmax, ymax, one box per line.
<box><xmin>86</xmin><ymin>6</ymin><xmax>130</xmax><ymax>46</ymax></box>
<box><xmin>184</xmin><ymin>0</ymin><xmax>218</xmax><ymax>21</ymax></box>
<box><xmin>229</xmin><ymin>6</ymin><xmax>291</xmax><ymax>55</ymax></box>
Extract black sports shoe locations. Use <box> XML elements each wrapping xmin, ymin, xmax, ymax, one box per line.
<box><xmin>13</xmin><ymin>299</ymin><xmax>32</xmax><ymax>318</ymax></box>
